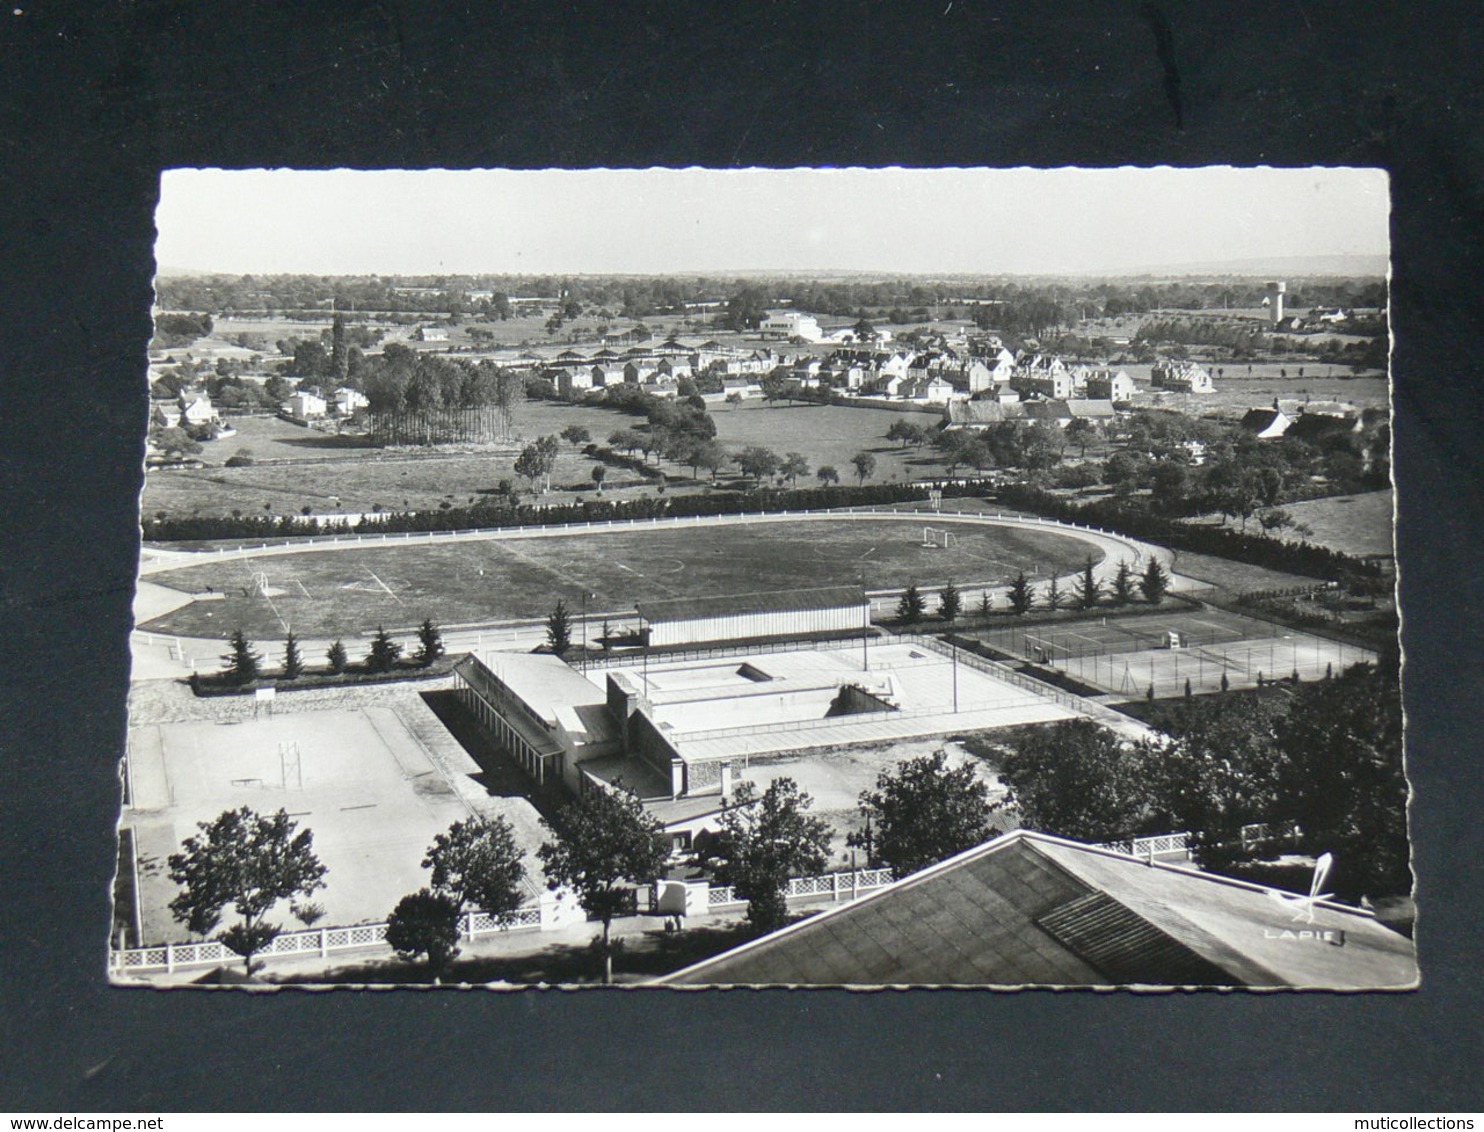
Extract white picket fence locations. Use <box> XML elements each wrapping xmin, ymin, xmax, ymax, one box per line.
<box><xmin>110</xmin><ymin>905</ymin><xmax>543</xmax><ymax>975</ymax></box>
<box><xmin>705</xmin><ymin>867</ymin><xmax>895</xmax><ymax>910</ymax></box>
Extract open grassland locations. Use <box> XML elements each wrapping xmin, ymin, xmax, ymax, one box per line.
<box><xmin>1279</xmin><ymin>489</ymin><xmax>1395</xmax><ymax>559</ymax></box>
<box><xmin>144</xmin><ymin>399</ymin><xmax>944</xmax><ymax>520</ymax></box>
<box><xmin>142</xmin><ymin>517</ymin><xmax>1100</xmax><ymax>640</ymax></box>
<box><xmin>709</xmin><ymin>400</ymin><xmax>940</xmax><ymax>481</ymax></box>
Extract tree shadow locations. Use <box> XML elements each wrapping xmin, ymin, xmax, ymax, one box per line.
<box><xmin>267</xmin><ymin>919</ymin><xmax>774</xmax><ymax>986</ymax></box>
<box><xmin>272</xmin><ymin>434</ymin><xmax>378</xmax><ymax>451</ymax></box>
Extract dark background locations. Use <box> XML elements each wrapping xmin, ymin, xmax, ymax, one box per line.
<box><xmin>2</xmin><ymin>0</ymin><xmax>1481</xmax><ymax>1112</ymax></box>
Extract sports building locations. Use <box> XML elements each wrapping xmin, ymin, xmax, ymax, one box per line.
<box><xmin>637</xmin><ymin>586</ymin><xmax>869</xmax><ymax>648</ymax></box>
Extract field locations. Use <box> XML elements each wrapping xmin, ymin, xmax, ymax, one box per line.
<box><xmin>124</xmin><ymin>706</ymin><xmax>490</xmax><ymax>944</ymax></box>
<box><xmin>1279</xmin><ymin>490</ymin><xmax>1395</xmax><ymax>559</ymax></box>
<box><xmin>143</xmin><ymin>398</ymin><xmax>935</xmax><ymax>520</ymax></box>
<box><xmin>141</xmin><ymin>517</ymin><xmax>1103</xmax><ymax>639</ymax></box>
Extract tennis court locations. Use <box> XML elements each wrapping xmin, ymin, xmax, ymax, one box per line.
<box><xmin>967</xmin><ymin>608</ymin><xmax>1375</xmax><ymax>698</ymax></box>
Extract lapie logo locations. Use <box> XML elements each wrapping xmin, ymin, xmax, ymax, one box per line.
<box><xmin>1262</xmin><ymin>852</ymin><xmax>1344</xmax><ymax>944</ymax></box>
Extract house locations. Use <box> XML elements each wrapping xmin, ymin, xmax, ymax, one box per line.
<box><xmin>1022</xmin><ymin>400</ymin><xmax>1074</xmax><ymax>426</ymax></box>
<box><xmin>719</xmin><ymin>377</ymin><xmax>760</xmax><ymax>400</ymax></box>
<box><xmin>903</xmin><ymin>375</ymin><xmax>955</xmax><ymax>405</ymax></box>
<box><xmin>1011</xmin><ymin>356</ymin><xmax>1076</xmax><ymax>400</ymax></box>
<box><xmin>1064</xmin><ymin>399</ymin><xmax>1117</xmax><ymax>424</ymax></box>
<box><xmin>656</xmin><ymin>829</ymin><xmax>1418</xmax><ymax>988</ymax></box>
<box><xmin>1150</xmin><ymin>360</ymin><xmax>1215</xmax><ymax>393</ymax></box>
<box><xmin>590</xmin><ymin>365</ymin><xmax>626</xmax><ymax>388</ymax></box>
<box><xmin>553</xmin><ymin>368</ymin><xmax>593</xmax><ymax>398</ymax></box>
<box><xmin>416</xmin><ymin>325</ymin><xmax>449</xmax><ymax>342</ymax></box>
<box><xmin>1240</xmin><ymin>405</ymin><xmax>1293</xmax><ymax>439</ymax></box>
<box><xmin>761</xmin><ymin>311</ymin><xmax>824</xmax><ymax>342</ymax></box>
<box><xmin>944</xmin><ymin>400</ymin><xmax>1028</xmax><ymax>429</ymax></box>
<box><xmin>623</xmin><ymin>360</ymin><xmax>658</xmax><ymax>384</ymax></box>
<box><xmin>334</xmin><ymin>388</ymin><xmax>369</xmax><ymax>416</ymax></box>
<box><xmin>1082</xmin><ymin>369</ymin><xmax>1136</xmax><ymax>402</ymax></box>
<box><xmin>283</xmin><ymin>391</ymin><xmax>327</xmax><ymax>420</ymax></box>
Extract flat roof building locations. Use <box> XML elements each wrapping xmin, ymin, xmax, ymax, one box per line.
<box><xmin>638</xmin><ymin>585</ymin><xmax>869</xmax><ymax>649</ymax></box>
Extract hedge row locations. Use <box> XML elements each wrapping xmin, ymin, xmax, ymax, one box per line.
<box><xmin>142</xmin><ymin>479</ymin><xmax>997</xmax><ymax>543</ymax></box>
<box><xmin>994</xmin><ymin>483</ymin><xmax>1382</xmax><ymax>582</ymax></box>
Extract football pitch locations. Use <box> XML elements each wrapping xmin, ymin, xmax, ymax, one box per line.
<box><xmin>141</xmin><ymin>517</ymin><xmax>1104</xmax><ymax>640</ymax></box>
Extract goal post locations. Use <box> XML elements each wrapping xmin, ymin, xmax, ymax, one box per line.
<box><xmin>921</xmin><ymin>527</ymin><xmax>956</xmax><ymax>549</ymax></box>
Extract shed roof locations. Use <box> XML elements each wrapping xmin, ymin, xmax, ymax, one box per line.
<box><xmin>638</xmin><ymin>585</ymin><xmax>868</xmax><ymax>625</ymax></box>
<box><xmin>658</xmin><ymin>830</ymin><xmax>1417</xmax><ymax>988</ymax></box>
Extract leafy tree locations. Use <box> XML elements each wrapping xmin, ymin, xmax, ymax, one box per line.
<box><xmin>167</xmin><ymin>807</ymin><xmax>328</xmax><ymax>974</ymax></box>
<box><xmin>384</xmin><ymin>889</ymin><xmax>462</xmax><ymax>976</ymax></box>
<box><xmin>560</xmin><ymin>424</ymin><xmax>591</xmax><ymax>447</ymax></box>
<box><xmin>413</xmin><ymin>618</ymin><xmax>444</xmax><ymax>667</ymax></box>
<box><xmin>1073</xmin><ymin>556</ymin><xmax>1101</xmax><ymax>610</ymax></box>
<box><xmin>1140</xmin><ymin>557</ymin><xmax>1171</xmax><ymax>605</ymax></box>
<box><xmin>780</xmin><ymin>452</ymin><xmax>810</xmax><ymax>486</ymax></box>
<box><xmin>853</xmin><ymin>750</ymin><xmax>994</xmax><ymax>878</ymax></box>
<box><xmin>220</xmin><ymin>629</ymin><xmax>261</xmax><ymax>686</ymax></box>
<box><xmin>325</xmin><ymin>639</ymin><xmax>348</xmax><ymax>674</ymax></box>
<box><xmin>1110</xmin><ymin>561</ymin><xmax>1136</xmax><ymax>606</ymax></box>
<box><xmin>537</xmin><ymin>787</ymin><xmax>669</xmax><ymax>983</ymax></box>
<box><xmin>422</xmin><ymin>816</ymin><xmax>526</xmax><ymax>919</ymax></box>
<box><xmin>723</xmin><ymin>286</ymin><xmax>769</xmax><ymax>332</ymax></box>
<box><xmin>514</xmin><ymin>438</ymin><xmax>557</xmax><ymax>493</ymax></box>
<box><xmin>850</xmin><ymin>451</ymin><xmax>877</xmax><ymax>485</ymax></box>
<box><xmin>1066</xmin><ymin>417</ymin><xmax>1098</xmax><ymax>458</ymax></box>
<box><xmin>886</xmin><ymin>419</ymin><xmax>920</xmax><ymax>448</ymax></box>
<box><xmin>896</xmin><ymin>582</ymin><xmax>927</xmax><ymax>625</ymax></box>
<box><xmin>365</xmin><ymin>626</ymin><xmax>402</xmax><ymax>673</ymax></box>
<box><xmin>688</xmin><ymin>438</ymin><xmax>727</xmax><ymax>482</ymax></box>
<box><xmin>1007</xmin><ymin>571</ymin><xmax>1035</xmax><ymax>615</ymax></box>
<box><xmin>1272</xmin><ymin>664</ymin><xmax>1409</xmax><ymax>900</ymax></box>
<box><xmin>993</xmin><ymin>720</ymin><xmax>1155</xmax><ymax>843</ymax></box>
<box><xmin>710</xmin><ymin>778</ymin><xmax>833</xmax><ymax>933</ymax></box>
<box><xmin>1140</xmin><ymin>692</ymin><xmax>1290</xmax><ymax>865</ymax></box>
<box><xmin>590</xmin><ymin>464</ymin><xmax>607</xmax><ymax>494</ymax></box>
<box><xmin>734</xmin><ymin>445</ymin><xmax>781</xmax><ymax>486</ymax></box>
<box><xmin>938</xmin><ymin>580</ymin><xmax>962</xmax><ymax>623</ymax></box>
<box><xmin>546</xmin><ymin>600</ymin><xmax>573</xmax><ymax>656</ymax></box>
<box><xmin>281</xmin><ymin>631</ymin><xmax>303</xmax><ymax>680</ymax></box>
<box><xmin>816</xmin><ymin>464</ymin><xmax>840</xmax><ymax>487</ymax></box>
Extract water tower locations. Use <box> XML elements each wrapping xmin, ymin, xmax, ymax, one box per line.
<box><xmin>1265</xmin><ymin>280</ymin><xmax>1286</xmax><ymax>325</ymax></box>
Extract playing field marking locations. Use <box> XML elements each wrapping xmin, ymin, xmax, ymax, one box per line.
<box><xmin>365</xmin><ymin>569</ymin><xmax>406</xmax><ymax>606</ymax></box>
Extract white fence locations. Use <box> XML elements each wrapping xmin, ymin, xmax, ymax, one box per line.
<box><xmin>704</xmin><ymin>867</ymin><xmax>895</xmax><ymax>910</ymax></box>
<box><xmin>111</xmin><ymin>905</ymin><xmax>544</xmax><ymax>975</ymax></box>
<box><xmin>1097</xmin><ymin>822</ymin><xmax>1302</xmax><ymax>862</ymax></box>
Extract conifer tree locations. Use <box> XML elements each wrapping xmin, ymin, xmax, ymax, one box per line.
<box><xmin>281</xmin><ymin>631</ymin><xmax>303</xmax><ymax>680</ymax></box>
<box><xmin>896</xmin><ymin>582</ymin><xmax>927</xmax><ymax>625</ymax></box>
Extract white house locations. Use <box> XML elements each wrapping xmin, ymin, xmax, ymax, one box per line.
<box><xmin>284</xmin><ymin>391</ymin><xmax>328</xmax><ymax>420</ymax></box>
<box><xmin>417</xmin><ymin>325</ymin><xmax>450</xmax><ymax>342</ymax></box>
<box><xmin>761</xmin><ymin>311</ymin><xmax>824</xmax><ymax>342</ymax></box>
<box><xmin>1150</xmin><ymin>360</ymin><xmax>1215</xmax><ymax>394</ymax></box>
<box><xmin>334</xmin><ymin>388</ymin><xmax>369</xmax><ymax>415</ymax></box>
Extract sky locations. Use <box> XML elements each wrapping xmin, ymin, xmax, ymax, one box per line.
<box><xmin>155</xmin><ymin>167</ymin><xmax>1390</xmax><ymax>277</ymax></box>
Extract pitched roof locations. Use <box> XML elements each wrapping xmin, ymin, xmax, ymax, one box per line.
<box><xmin>657</xmin><ymin>830</ymin><xmax>1417</xmax><ymax>988</ymax></box>
<box><xmin>1065</xmin><ymin>399</ymin><xmax>1116</xmax><ymax>418</ymax></box>
<box><xmin>948</xmin><ymin>400</ymin><xmax>1026</xmax><ymax>425</ymax></box>
<box><xmin>638</xmin><ymin>585</ymin><xmax>868</xmax><ymax>625</ymax></box>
